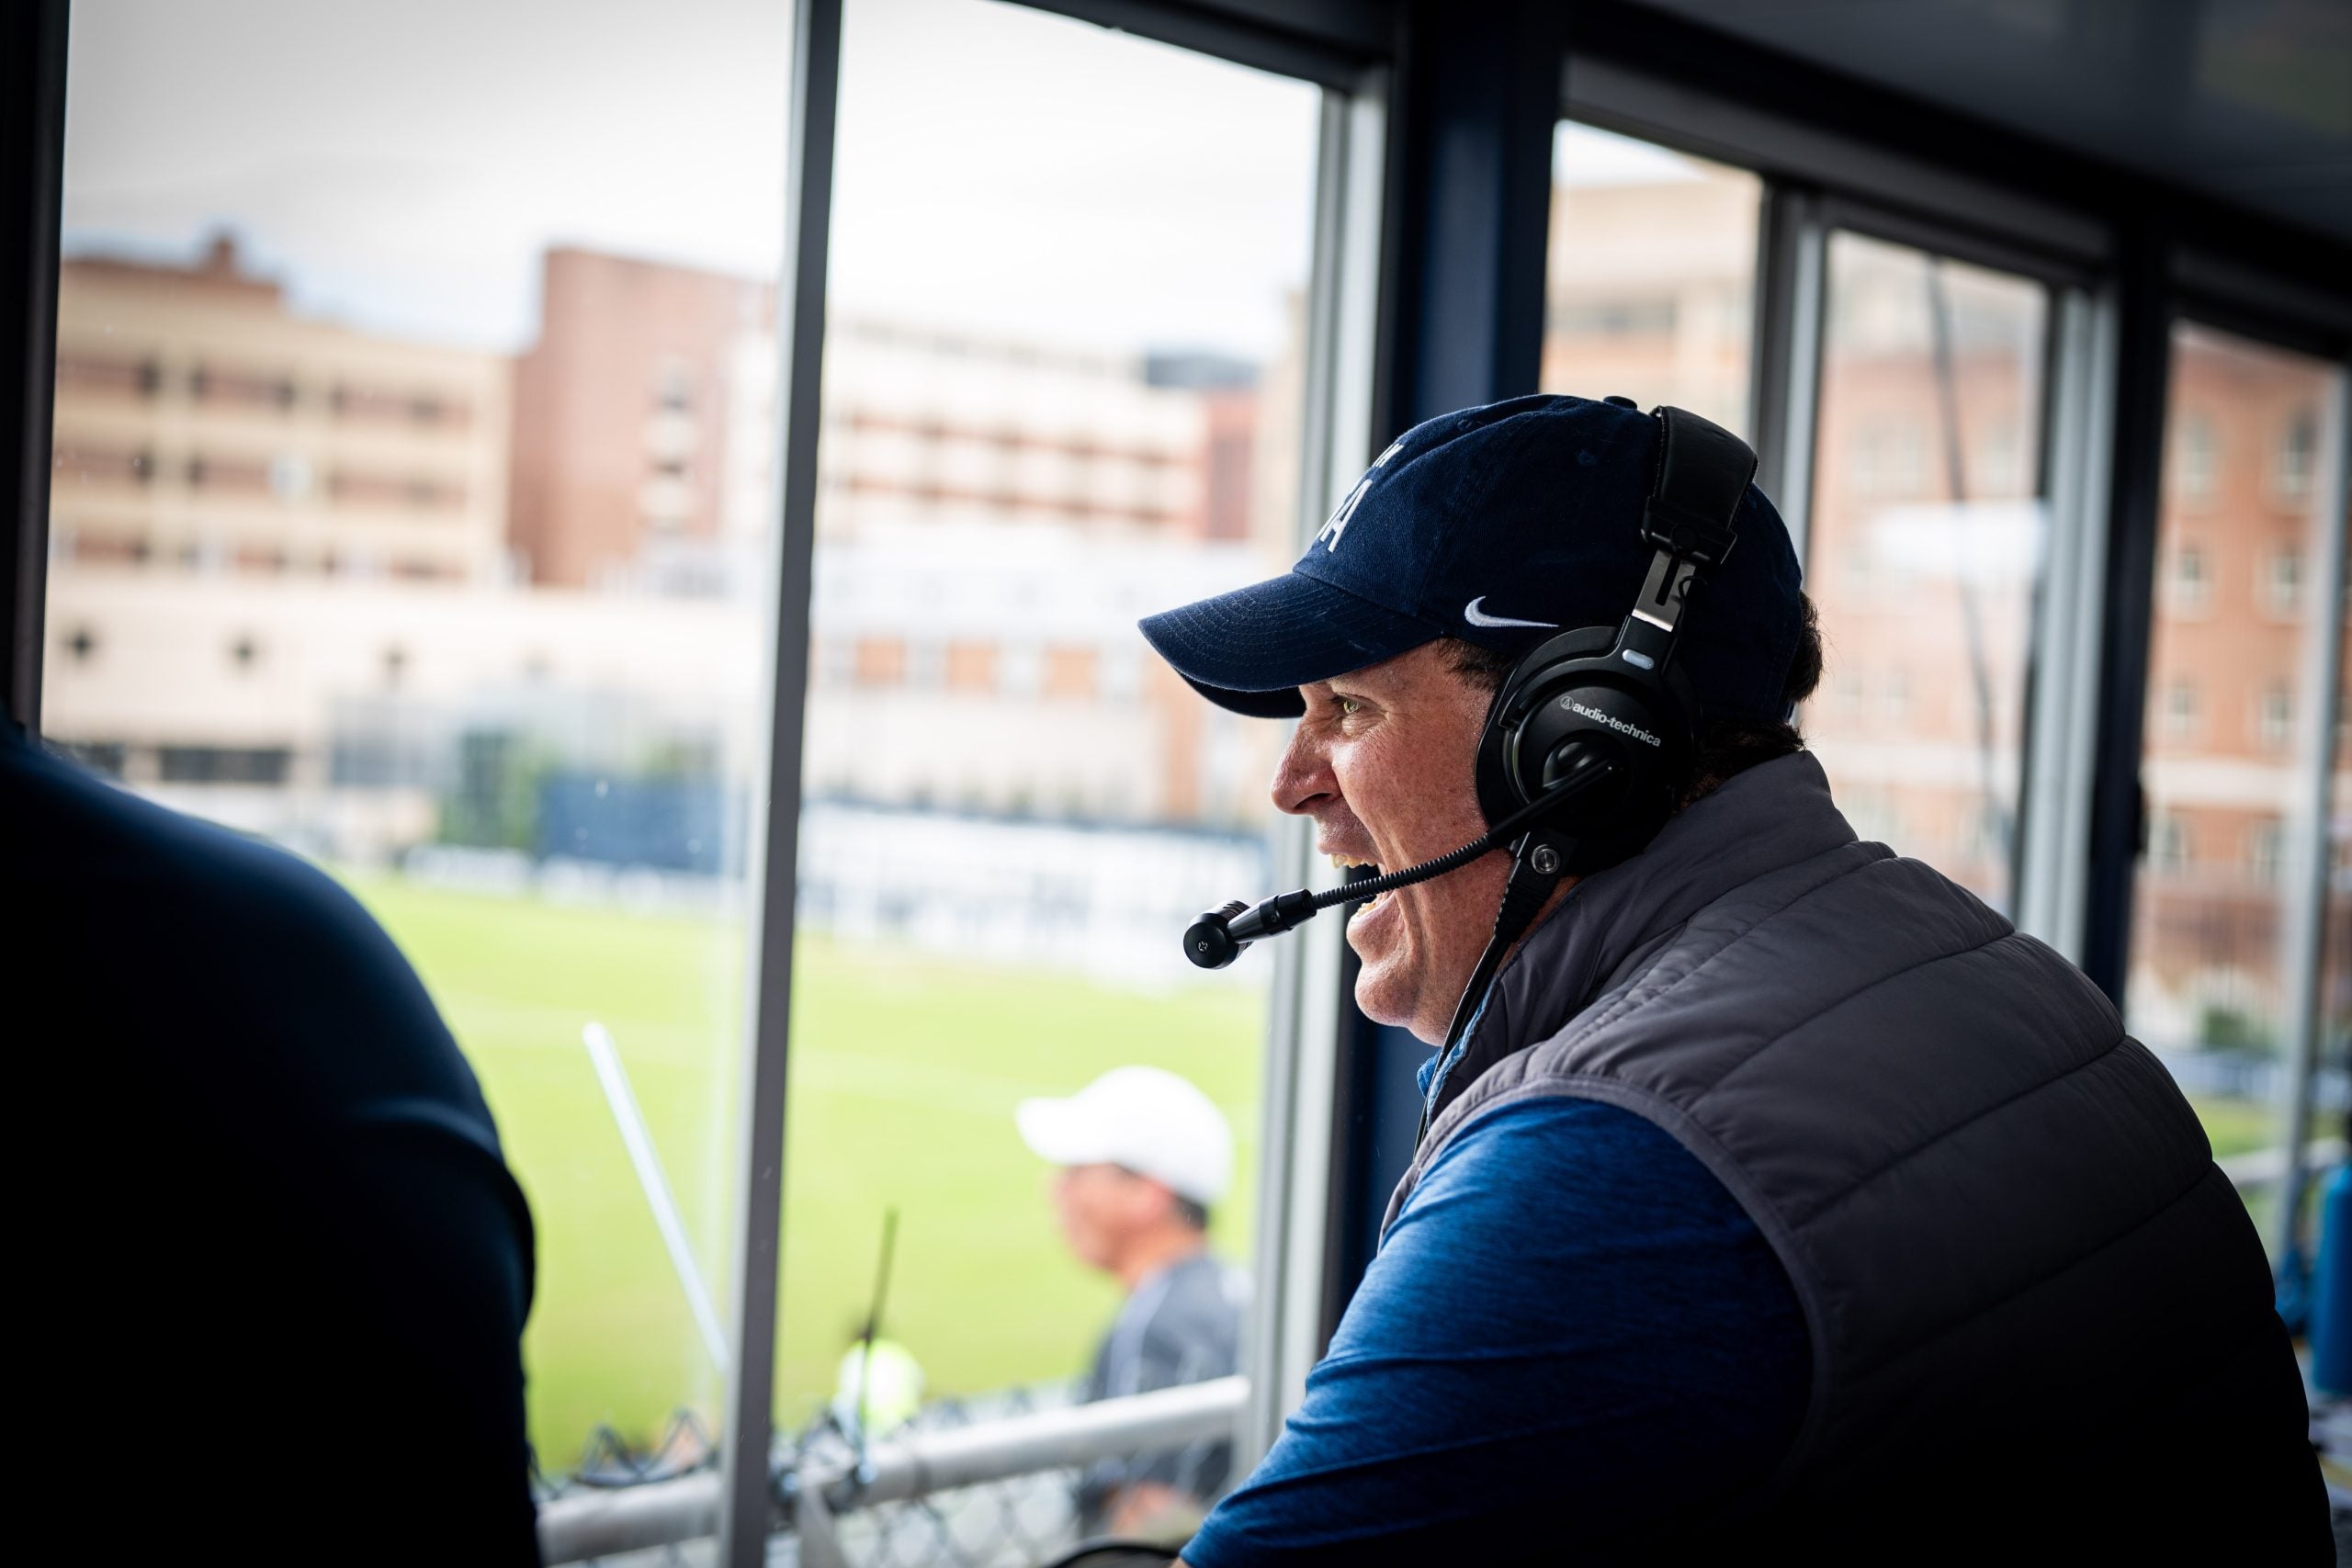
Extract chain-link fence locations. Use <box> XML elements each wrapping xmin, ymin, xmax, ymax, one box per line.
<box><xmin>779</xmin><ymin>1385</ymin><xmax>1087</xmax><ymax>1568</ymax></box>
<box><xmin>537</xmin><ymin>1380</ymin><xmax>1230</xmax><ymax>1568</ymax></box>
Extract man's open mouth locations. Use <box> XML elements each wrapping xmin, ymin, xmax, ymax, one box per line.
<box><xmin>1331</xmin><ymin>853</ymin><xmax>1389</xmax><ymax>918</ymax></box>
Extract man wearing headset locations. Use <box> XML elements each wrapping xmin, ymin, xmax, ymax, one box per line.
<box><xmin>1137</xmin><ymin>395</ymin><xmax>2324</xmax><ymax>1564</ymax></box>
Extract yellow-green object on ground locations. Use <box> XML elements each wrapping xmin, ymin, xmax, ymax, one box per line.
<box><xmin>834</xmin><ymin>1338</ymin><xmax>926</xmax><ymax>1433</ymax></box>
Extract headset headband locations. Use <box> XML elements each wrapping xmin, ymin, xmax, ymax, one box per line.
<box><xmin>1614</xmin><ymin>406</ymin><xmax>1758</xmax><ymax>679</ymax></box>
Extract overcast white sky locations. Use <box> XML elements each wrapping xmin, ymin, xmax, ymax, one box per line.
<box><xmin>62</xmin><ymin>0</ymin><xmax>1697</xmax><ymax>358</ymax></box>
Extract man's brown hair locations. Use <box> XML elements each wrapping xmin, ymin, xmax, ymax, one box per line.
<box><xmin>1445</xmin><ymin>591</ymin><xmax>1824</xmax><ymax>811</ymax></box>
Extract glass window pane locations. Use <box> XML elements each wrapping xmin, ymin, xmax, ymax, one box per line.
<box><xmin>1542</xmin><ymin>123</ymin><xmax>1761</xmax><ymax>437</ymax></box>
<box><xmin>1801</xmin><ymin>232</ymin><xmax>2050</xmax><ymax>910</ymax></box>
<box><xmin>47</xmin><ymin>0</ymin><xmax>788</xmax><ymax>1479</ymax></box>
<box><xmin>784</xmin><ymin>0</ymin><xmax>1317</xmax><ymax>1549</ymax></box>
<box><xmin>2135</xmin><ymin>323</ymin><xmax>2347</xmax><ymax>1230</ymax></box>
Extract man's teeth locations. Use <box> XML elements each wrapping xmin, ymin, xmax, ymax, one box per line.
<box><xmin>1330</xmin><ymin>855</ymin><xmax>1388</xmax><ymax>921</ymax></box>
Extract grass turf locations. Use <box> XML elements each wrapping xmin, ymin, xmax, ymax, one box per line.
<box><xmin>338</xmin><ymin>872</ymin><xmax>1264</xmax><ymax>1471</ymax></box>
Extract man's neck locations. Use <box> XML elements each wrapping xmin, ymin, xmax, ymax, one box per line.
<box><xmin>1115</xmin><ymin>1226</ymin><xmax>1206</xmax><ymax>1292</ymax></box>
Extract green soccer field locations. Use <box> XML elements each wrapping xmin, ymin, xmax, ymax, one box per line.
<box><xmin>339</xmin><ymin>872</ymin><xmax>1265</xmax><ymax>1472</ymax></box>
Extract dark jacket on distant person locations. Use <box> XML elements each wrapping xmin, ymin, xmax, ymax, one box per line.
<box><xmin>10</xmin><ymin>719</ymin><xmax>540</xmax><ymax>1564</ymax></box>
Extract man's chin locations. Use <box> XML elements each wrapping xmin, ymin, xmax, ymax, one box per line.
<box><xmin>1351</xmin><ymin>958</ymin><xmax>1442</xmax><ymax>1045</ymax></box>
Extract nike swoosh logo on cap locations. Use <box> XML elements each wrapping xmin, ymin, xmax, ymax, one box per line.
<box><xmin>1464</xmin><ymin>597</ymin><xmax>1558</xmax><ymax>629</ymax></box>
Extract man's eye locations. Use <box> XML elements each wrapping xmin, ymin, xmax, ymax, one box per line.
<box><xmin>1338</xmin><ymin>697</ymin><xmax>1362</xmax><ymax>716</ymax></box>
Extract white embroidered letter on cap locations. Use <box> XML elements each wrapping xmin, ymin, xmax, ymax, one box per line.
<box><xmin>1315</xmin><ymin>436</ymin><xmax>1406</xmax><ymax>553</ymax></box>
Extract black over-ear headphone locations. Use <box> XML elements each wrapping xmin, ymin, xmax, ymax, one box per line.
<box><xmin>1182</xmin><ymin>402</ymin><xmax>1757</xmax><ymax>976</ymax></box>
<box><xmin>1472</xmin><ymin>402</ymin><xmax>1757</xmax><ymax>876</ymax></box>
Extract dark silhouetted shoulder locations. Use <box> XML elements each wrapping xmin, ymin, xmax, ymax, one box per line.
<box><xmin>10</xmin><ymin>726</ymin><xmax>539</xmax><ymax>1564</ymax></box>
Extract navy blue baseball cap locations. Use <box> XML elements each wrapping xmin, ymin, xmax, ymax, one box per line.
<box><xmin>1139</xmin><ymin>392</ymin><xmax>1805</xmax><ymax>723</ymax></box>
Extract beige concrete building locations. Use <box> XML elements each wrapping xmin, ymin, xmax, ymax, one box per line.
<box><xmin>49</xmin><ymin>235</ymin><xmax>510</xmax><ymax>585</ymax></box>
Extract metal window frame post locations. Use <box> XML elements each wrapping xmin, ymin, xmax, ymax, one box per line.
<box><xmin>2270</xmin><ymin>361</ymin><xmax>2352</xmax><ymax>1264</ymax></box>
<box><xmin>2015</xmin><ymin>282</ymin><xmax>2120</xmax><ymax>962</ymax></box>
<box><xmin>3</xmin><ymin>0</ymin><xmax>67</xmax><ymax>737</ymax></box>
<box><xmin>2079</xmin><ymin>220</ymin><xmax>2176</xmax><ymax>1003</ymax></box>
<box><xmin>719</xmin><ymin>0</ymin><xmax>843</xmax><ymax>1562</ymax></box>
<box><xmin>1750</xmin><ymin>182</ymin><xmax>1825</xmax><ymax>563</ymax></box>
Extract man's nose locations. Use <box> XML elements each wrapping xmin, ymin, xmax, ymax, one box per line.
<box><xmin>1272</xmin><ymin>721</ymin><xmax>1337</xmax><ymax>818</ymax></box>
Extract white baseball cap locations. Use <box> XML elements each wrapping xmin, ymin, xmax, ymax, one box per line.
<box><xmin>1016</xmin><ymin>1066</ymin><xmax>1234</xmax><ymax>1207</ymax></box>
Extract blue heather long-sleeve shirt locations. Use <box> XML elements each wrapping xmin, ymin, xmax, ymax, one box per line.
<box><xmin>1184</xmin><ymin>1098</ymin><xmax>1810</xmax><ymax>1564</ymax></box>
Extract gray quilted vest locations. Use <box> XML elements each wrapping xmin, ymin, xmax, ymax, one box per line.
<box><xmin>1385</xmin><ymin>751</ymin><xmax>2326</xmax><ymax>1560</ymax></box>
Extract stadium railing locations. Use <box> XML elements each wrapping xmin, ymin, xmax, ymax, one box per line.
<box><xmin>537</xmin><ymin>1374</ymin><xmax>1248</xmax><ymax>1566</ymax></box>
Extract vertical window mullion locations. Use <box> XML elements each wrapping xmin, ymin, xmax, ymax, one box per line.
<box><xmin>1752</xmin><ymin>184</ymin><xmax>1826</xmax><ymax>564</ymax></box>
<box><xmin>2269</xmin><ymin>363</ymin><xmax>2352</xmax><ymax>1261</ymax></box>
<box><xmin>721</xmin><ymin>0</ymin><xmax>844</xmax><ymax>1562</ymax></box>
<box><xmin>2016</xmin><ymin>284</ymin><xmax>2120</xmax><ymax>961</ymax></box>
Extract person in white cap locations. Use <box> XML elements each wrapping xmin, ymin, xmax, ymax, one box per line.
<box><xmin>1018</xmin><ymin>1065</ymin><xmax>1249</xmax><ymax>1540</ymax></box>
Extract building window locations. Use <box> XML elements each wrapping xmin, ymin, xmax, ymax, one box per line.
<box><xmin>157</xmin><ymin>745</ymin><xmax>291</xmax><ymax>785</ymax></box>
<box><xmin>2276</xmin><ymin>411</ymin><xmax>2318</xmax><ymax>502</ymax></box>
<box><xmin>1043</xmin><ymin>645</ymin><xmax>1097</xmax><ymax>701</ymax></box>
<box><xmin>1879</xmin><ymin>666</ymin><xmax>1912</xmax><ymax>725</ymax></box>
<box><xmin>1968</xmin><ymin>416</ymin><xmax>2025</xmax><ymax>495</ymax></box>
<box><xmin>853</xmin><ymin>636</ymin><xmax>907</xmax><ymax>688</ymax></box>
<box><xmin>999</xmin><ymin>643</ymin><xmax>1044</xmax><ymax>700</ymax></box>
<box><xmin>1550</xmin><ymin>297</ymin><xmax>1677</xmax><ymax>338</ymax></box>
<box><xmin>54</xmin><ymin>444</ymin><xmax>155</xmax><ymax>487</ymax></box>
<box><xmin>906</xmin><ymin>639</ymin><xmax>946</xmax><ymax>691</ymax></box>
<box><xmin>2174</xmin><ymin>412</ymin><xmax>2219</xmax><ymax>506</ymax></box>
<box><xmin>2160</xmin><ymin>678</ymin><xmax>2200</xmax><ymax>741</ymax></box>
<box><xmin>56</xmin><ymin>353</ymin><xmax>162</xmax><ymax>399</ymax></box>
<box><xmin>1100</xmin><ymin>646</ymin><xmax>1144</xmax><ymax>705</ymax></box>
<box><xmin>2149</xmin><ymin>813</ymin><xmax>2191</xmax><ymax>875</ymax></box>
<box><xmin>2246</xmin><ymin>820</ymin><xmax>2285</xmax><ymax>886</ymax></box>
<box><xmin>192</xmin><ymin>364</ymin><xmax>297</xmax><ymax>410</ymax></box>
<box><xmin>944</xmin><ymin>640</ymin><xmax>997</xmax><ymax>694</ymax></box>
<box><xmin>269</xmin><ymin>452</ymin><xmax>312</xmax><ymax>502</ymax></box>
<box><xmin>815</xmin><ymin>637</ymin><xmax>856</xmax><ymax>689</ymax></box>
<box><xmin>2261</xmin><ymin>547</ymin><xmax>2304</xmax><ymax>619</ymax></box>
<box><xmin>1853</xmin><ymin>419</ymin><xmax>1928</xmax><ymax>498</ymax></box>
<box><xmin>2256</xmin><ymin>682</ymin><xmax>2293</xmax><ymax>752</ymax></box>
<box><xmin>2168</xmin><ymin>542</ymin><xmax>2212</xmax><ymax>615</ymax></box>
